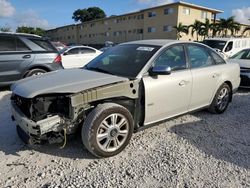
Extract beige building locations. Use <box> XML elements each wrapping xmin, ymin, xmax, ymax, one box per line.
<box><xmin>46</xmin><ymin>1</ymin><xmax>248</xmax><ymax>45</ymax></box>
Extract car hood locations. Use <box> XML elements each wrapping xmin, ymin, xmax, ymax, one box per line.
<box><xmin>11</xmin><ymin>69</ymin><xmax>129</xmax><ymax>98</ymax></box>
<box><xmin>228</xmin><ymin>59</ymin><xmax>250</xmax><ymax>68</ymax></box>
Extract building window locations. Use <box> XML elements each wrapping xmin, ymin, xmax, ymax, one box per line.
<box><xmin>201</xmin><ymin>11</ymin><xmax>208</xmax><ymax>19</ymax></box>
<box><xmin>79</xmin><ymin>35</ymin><xmax>82</xmax><ymax>38</ymax></box>
<box><xmin>148</xmin><ymin>27</ymin><xmax>156</xmax><ymax>33</ymax></box>
<box><xmin>137</xmin><ymin>29</ymin><xmax>143</xmax><ymax>34</ymax></box>
<box><xmin>148</xmin><ymin>11</ymin><xmax>156</xmax><ymax>17</ymax></box>
<box><xmin>183</xmin><ymin>7</ymin><xmax>190</xmax><ymax>15</ymax></box>
<box><xmin>164</xmin><ymin>8</ymin><xmax>174</xmax><ymax>15</ymax></box>
<box><xmin>163</xmin><ymin>25</ymin><xmax>172</xmax><ymax>32</ymax></box>
<box><xmin>105</xmin><ymin>32</ymin><xmax>110</xmax><ymax>37</ymax></box>
<box><xmin>137</xmin><ymin>14</ymin><xmax>144</xmax><ymax>20</ymax></box>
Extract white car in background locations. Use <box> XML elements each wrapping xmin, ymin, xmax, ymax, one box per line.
<box><xmin>60</xmin><ymin>46</ymin><xmax>102</xmax><ymax>69</ymax></box>
<box><xmin>203</xmin><ymin>38</ymin><xmax>250</xmax><ymax>59</ymax></box>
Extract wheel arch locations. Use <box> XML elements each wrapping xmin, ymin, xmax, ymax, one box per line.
<box><xmin>224</xmin><ymin>80</ymin><xmax>233</xmax><ymax>102</ymax></box>
<box><xmin>22</xmin><ymin>65</ymin><xmax>51</xmax><ymax>78</ymax></box>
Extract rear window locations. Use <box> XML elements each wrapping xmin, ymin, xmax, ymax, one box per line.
<box><xmin>30</xmin><ymin>39</ymin><xmax>55</xmax><ymax>51</ymax></box>
<box><xmin>0</xmin><ymin>36</ymin><xmax>16</xmax><ymax>51</ymax></box>
<box><xmin>0</xmin><ymin>36</ymin><xmax>30</xmax><ymax>52</ymax></box>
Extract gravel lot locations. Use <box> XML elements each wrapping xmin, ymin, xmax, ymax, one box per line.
<box><xmin>0</xmin><ymin>88</ymin><xmax>250</xmax><ymax>188</ymax></box>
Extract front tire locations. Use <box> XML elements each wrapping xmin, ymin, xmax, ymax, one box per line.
<box><xmin>82</xmin><ymin>103</ymin><xmax>134</xmax><ymax>158</ymax></box>
<box><xmin>208</xmin><ymin>83</ymin><xmax>232</xmax><ymax>114</ymax></box>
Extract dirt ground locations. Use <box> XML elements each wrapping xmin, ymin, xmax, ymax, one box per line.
<box><xmin>0</xmin><ymin>88</ymin><xmax>249</xmax><ymax>188</ymax></box>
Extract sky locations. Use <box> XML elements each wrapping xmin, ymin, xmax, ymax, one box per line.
<box><xmin>0</xmin><ymin>0</ymin><xmax>250</xmax><ymax>31</ymax></box>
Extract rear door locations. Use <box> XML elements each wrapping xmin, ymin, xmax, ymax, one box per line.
<box><xmin>0</xmin><ymin>36</ymin><xmax>33</xmax><ymax>83</ymax></box>
<box><xmin>62</xmin><ymin>48</ymin><xmax>81</xmax><ymax>69</ymax></box>
<box><xmin>186</xmin><ymin>44</ymin><xmax>221</xmax><ymax>111</ymax></box>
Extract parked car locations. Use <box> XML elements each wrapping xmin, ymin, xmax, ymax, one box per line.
<box><xmin>60</xmin><ymin>46</ymin><xmax>102</xmax><ymax>69</ymax></box>
<box><xmin>0</xmin><ymin>32</ymin><xmax>63</xmax><ymax>86</ymax></box>
<box><xmin>11</xmin><ymin>40</ymin><xmax>240</xmax><ymax>157</ymax></box>
<box><xmin>203</xmin><ymin>37</ymin><xmax>250</xmax><ymax>59</ymax></box>
<box><xmin>51</xmin><ymin>41</ymin><xmax>67</xmax><ymax>51</ymax></box>
<box><xmin>228</xmin><ymin>48</ymin><xmax>250</xmax><ymax>88</ymax></box>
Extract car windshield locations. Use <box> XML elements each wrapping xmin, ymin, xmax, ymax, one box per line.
<box><xmin>203</xmin><ymin>40</ymin><xmax>227</xmax><ymax>51</ymax></box>
<box><xmin>84</xmin><ymin>44</ymin><xmax>160</xmax><ymax>78</ymax></box>
<box><xmin>231</xmin><ymin>49</ymin><xmax>250</xmax><ymax>59</ymax></box>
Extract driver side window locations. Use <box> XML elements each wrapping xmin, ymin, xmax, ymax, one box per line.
<box><xmin>154</xmin><ymin>45</ymin><xmax>187</xmax><ymax>71</ymax></box>
<box><xmin>67</xmin><ymin>48</ymin><xmax>79</xmax><ymax>55</ymax></box>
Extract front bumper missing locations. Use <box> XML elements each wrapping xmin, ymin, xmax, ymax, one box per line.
<box><xmin>11</xmin><ymin>101</ymin><xmax>64</xmax><ymax>144</ymax></box>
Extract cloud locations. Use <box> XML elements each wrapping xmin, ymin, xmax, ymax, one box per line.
<box><xmin>14</xmin><ymin>10</ymin><xmax>50</xmax><ymax>29</ymax></box>
<box><xmin>0</xmin><ymin>0</ymin><xmax>15</xmax><ymax>17</ymax></box>
<box><xmin>136</xmin><ymin>0</ymin><xmax>174</xmax><ymax>6</ymax></box>
<box><xmin>232</xmin><ymin>7</ymin><xmax>250</xmax><ymax>24</ymax></box>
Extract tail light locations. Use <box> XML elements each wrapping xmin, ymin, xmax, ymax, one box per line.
<box><xmin>53</xmin><ymin>55</ymin><xmax>62</xmax><ymax>64</ymax></box>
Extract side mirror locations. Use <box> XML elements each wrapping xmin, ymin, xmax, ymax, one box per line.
<box><xmin>149</xmin><ymin>66</ymin><xmax>172</xmax><ymax>76</ymax></box>
<box><xmin>214</xmin><ymin>48</ymin><xmax>222</xmax><ymax>53</ymax></box>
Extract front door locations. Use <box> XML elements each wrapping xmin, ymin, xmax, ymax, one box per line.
<box><xmin>143</xmin><ymin>44</ymin><xmax>192</xmax><ymax>125</ymax></box>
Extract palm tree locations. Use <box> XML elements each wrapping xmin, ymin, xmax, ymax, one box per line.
<box><xmin>199</xmin><ymin>19</ymin><xmax>211</xmax><ymax>40</ymax></box>
<box><xmin>219</xmin><ymin>16</ymin><xmax>240</xmax><ymax>37</ymax></box>
<box><xmin>188</xmin><ymin>20</ymin><xmax>202</xmax><ymax>41</ymax></box>
<box><xmin>242</xmin><ymin>26</ymin><xmax>250</xmax><ymax>36</ymax></box>
<box><xmin>173</xmin><ymin>23</ymin><xmax>188</xmax><ymax>40</ymax></box>
<box><xmin>209</xmin><ymin>22</ymin><xmax>221</xmax><ymax>37</ymax></box>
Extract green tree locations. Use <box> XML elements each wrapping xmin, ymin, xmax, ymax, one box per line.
<box><xmin>16</xmin><ymin>26</ymin><xmax>46</xmax><ymax>36</ymax></box>
<box><xmin>242</xmin><ymin>26</ymin><xmax>250</xmax><ymax>35</ymax></box>
<box><xmin>0</xmin><ymin>26</ymin><xmax>11</xmax><ymax>32</ymax></box>
<box><xmin>219</xmin><ymin>16</ymin><xmax>240</xmax><ymax>37</ymax></box>
<box><xmin>188</xmin><ymin>20</ymin><xmax>202</xmax><ymax>41</ymax></box>
<box><xmin>199</xmin><ymin>19</ymin><xmax>211</xmax><ymax>40</ymax></box>
<box><xmin>173</xmin><ymin>23</ymin><xmax>188</xmax><ymax>40</ymax></box>
<box><xmin>72</xmin><ymin>7</ymin><xmax>106</xmax><ymax>23</ymax></box>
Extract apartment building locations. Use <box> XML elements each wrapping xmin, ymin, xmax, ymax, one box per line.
<box><xmin>46</xmin><ymin>1</ymin><xmax>225</xmax><ymax>45</ymax></box>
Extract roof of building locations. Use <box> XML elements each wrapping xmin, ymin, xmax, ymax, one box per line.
<box><xmin>46</xmin><ymin>1</ymin><xmax>223</xmax><ymax>31</ymax></box>
<box><xmin>142</xmin><ymin>1</ymin><xmax>223</xmax><ymax>14</ymax></box>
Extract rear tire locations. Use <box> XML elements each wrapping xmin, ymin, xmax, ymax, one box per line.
<box><xmin>82</xmin><ymin>103</ymin><xmax>134</xmax><ymax>158</ymax></box>
<box><xmin>25</xmin><ymin>69</ymin><xmax>47</xmax><ymax>77</ymax></box>
<box><xmin>208</xmin><ymin>83</ymin><xmax>232</xmax><ymax>114</ymax></box>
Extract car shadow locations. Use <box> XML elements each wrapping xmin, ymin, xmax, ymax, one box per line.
<box><xmin>168</xmin><ymin>95</ymin><xmax>250</xmax><ymax>170</ymax></box>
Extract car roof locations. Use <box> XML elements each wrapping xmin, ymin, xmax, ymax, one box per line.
<box><xmin>0</xmin><ymin>32</ymin><xmax>42</xmax><ymax>38</ymax></box>
<box><xmin>122</xmin><ymin>39</ymin><xmax>178</xmax><ymax>47</ymax></box>
<box><xmin>67</xmin><ymin>45</ymin><xmax>98</xmax><ymax>50</ymax></box>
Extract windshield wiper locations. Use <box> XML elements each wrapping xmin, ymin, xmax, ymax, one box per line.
<box><xmin>85</xmin><ymin>66</ymin><xmax>114</xmax><ymax>75</ymax></box>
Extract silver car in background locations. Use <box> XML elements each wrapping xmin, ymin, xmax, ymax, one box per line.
<box><xmin>228</xmin><ymin>48</ymin><xmax>250</xmax><ymax>88</ymax></box>
<box><xmin>0</xmin><ymin>32</ymin><xmax>63</xmax><ymax>86</ymax></box>
<box><xmin>11</xmin><ymin>40</ymin><xmax>240</xmax><ymax>157</ymax></box>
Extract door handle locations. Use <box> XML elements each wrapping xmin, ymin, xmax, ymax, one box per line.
<box><xmin>212</xmin><ymin>73</ymin><xmax>220</xmax><ymax>78</ymax></box>
<box><xmin>22</xmin><ymin>55</ymin><xmax>31</xmax><ymax>59</ymax></box>
<box><xmin>179</xmin><ymin>80</ymin><xmax>189</xmax><ymax>86</ymax></box>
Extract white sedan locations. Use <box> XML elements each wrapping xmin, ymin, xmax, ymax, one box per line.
<box><xmin>60</xmin><ymin>46</ymin><xmax>102</xmax><ymax>69</ymax></box>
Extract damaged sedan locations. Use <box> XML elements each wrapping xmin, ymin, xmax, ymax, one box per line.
<box><xmin>11</xmin><ymin>40</ymin><xmax>240</xmax><ymax>157</ymax></box>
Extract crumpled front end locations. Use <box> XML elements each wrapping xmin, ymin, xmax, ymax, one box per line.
<box><xmin>11</xmin><ymin>79</ymin><xmax>140</xmax><ymax>145</ymax></box>
<box><xmin>11</xmin><ymin>94</ymin><xmax>74</xmax><ymax>144</ymax></box>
